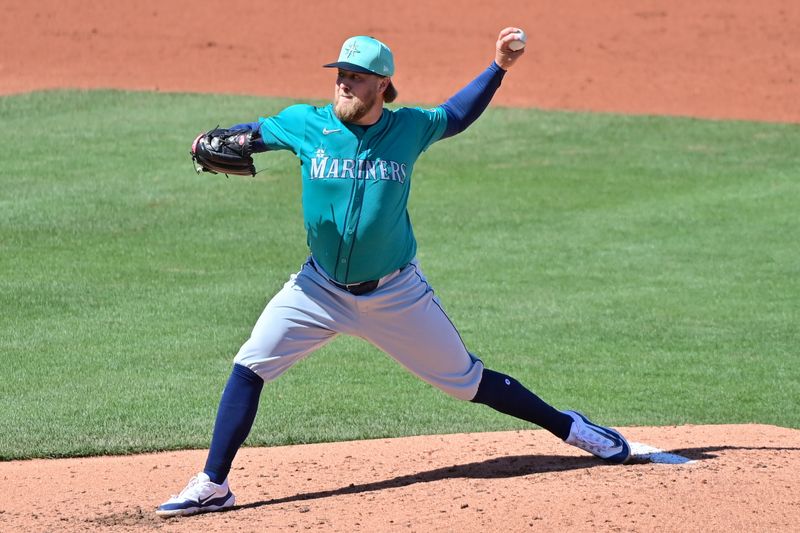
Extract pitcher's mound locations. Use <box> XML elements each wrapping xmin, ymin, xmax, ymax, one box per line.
<box><xmin>2</xmin><ymin>424</ymin><xmax>799</xmax><ymax>532</ymax></box>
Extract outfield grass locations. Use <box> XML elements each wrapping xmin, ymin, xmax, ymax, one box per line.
<box><xmin>1</xmin><ymin>90</ymin><xmax>798</xmax><ymax>460</ymax></box>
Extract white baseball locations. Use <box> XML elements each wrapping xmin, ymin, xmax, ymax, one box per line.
<box><xmin>508</xmin><ymin>30</ymin><xmax>527</xmax><ymax>51</ymax></box>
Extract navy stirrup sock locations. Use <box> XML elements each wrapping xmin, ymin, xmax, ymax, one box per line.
<box><xmin>471</xmin><ymin>368</ymin><xmax>573</xmax><ymax>440</ymax></box>
<box><xmin>204</xmin><ymin>364</ymin><xmax>264</xmax><ymax>484</ymax></box>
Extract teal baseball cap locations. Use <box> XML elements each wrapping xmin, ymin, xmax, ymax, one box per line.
<box><xmin>324</xmin><ymin>36</ymin><xmax>398</xmax><ymax>102</ymax></box>
<box><xmin>324</xmin><ymin>36</ymin><xmax>395</xmax><ymax>76</ymax></box>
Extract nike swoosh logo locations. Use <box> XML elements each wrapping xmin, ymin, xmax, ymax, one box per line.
<box><xmin>198</xmin><ymin>491</ymin><xmax>227</xmax><ymax>505</ymax></box>
<box><xmin>323</xmin><ymin>128</ymin><xmax>341</xmax><ymax>135</ymax></box>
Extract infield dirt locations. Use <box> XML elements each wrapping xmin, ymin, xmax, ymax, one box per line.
<box><xmin>2</xmin><ymin>1</ymin><xmax>799</xmax><ymax>531</ymax></box>
<box><xmin>2</xmin><ymin>425</ymin><xmax>800</xmax><ymax>532</ymax></box>
<box><xmin>2</xmin><ymin>0</ymin><xmax>798</xmax><ymax>122</ymax></box>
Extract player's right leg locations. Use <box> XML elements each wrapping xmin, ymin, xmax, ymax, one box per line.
<box><xmin>157</xmin><ymin>259</ymin><xmax>348</xmax><ymax>517</ymax></box>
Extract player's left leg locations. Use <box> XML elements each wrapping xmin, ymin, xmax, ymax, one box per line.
<box><xmin>470</xmin><ymin>368</ymin><xmax>572</xmax><ymax>439</ymax></box>
<box><xmin>360</xmin><ymin>260</ymin><xmax>629</xmax><ymax>463</ymax></box>
<box><xmin>358</xmin><ymin>261</ymin><xmax>484</xmax><ymax>400</ymax></box>
<box><xmin>471</xmin><ymin>368</ymin><xmax>630</xmax><ymax>463</ymax></box>
<box><xmin>360</xmin><ymin>261</ymin><xmax>568</xmax><ymax>429</ymax></box>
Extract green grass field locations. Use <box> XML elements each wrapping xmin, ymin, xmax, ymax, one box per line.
<box><xmin>1</xmin><ymin>90</ymin><xmax>798</xmax><ymax>460</ymax></box>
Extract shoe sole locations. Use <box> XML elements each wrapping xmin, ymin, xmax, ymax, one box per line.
<box><xmin>156</xmin><ymin>493</ymin><xmax>235</xmax><ymax>518</ymax></box>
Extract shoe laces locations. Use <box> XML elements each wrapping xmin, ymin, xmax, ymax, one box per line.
<box><xmin>180</xmin><ymin>475</ymin><xmax>202</xmax><ymax>495</ymax></box>
<box><xmin>170</xmin><ymin>474</ymin><xmax>209</xmax><ymax>500</ymax></box>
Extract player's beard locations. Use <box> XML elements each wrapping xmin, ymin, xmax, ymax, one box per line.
<box><xmin>334</xmin><ymin>87</ymin><xmax>378</xmax><ymax>123</ymax></box>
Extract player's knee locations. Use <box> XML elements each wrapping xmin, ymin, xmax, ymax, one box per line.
<box><xmin>231</xmin><ymin>363</ymin><xmax>264</xmax><ymax>384</ymax></box>
<box><xmin>428</xmin><ymin>359</ymin><xmax>485</xmax><ymax>401</ymax></box>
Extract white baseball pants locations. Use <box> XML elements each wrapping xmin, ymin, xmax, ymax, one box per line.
<box><xmin>234</xmin><ymin>257</ymin><xmax>484</xmax><ymax>400</ymax></box>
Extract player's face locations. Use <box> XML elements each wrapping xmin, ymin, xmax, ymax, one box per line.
<box><xmin>333</xmin><ymin>69</ymin><xmax>383</xmax><ymax>123</ymax></box>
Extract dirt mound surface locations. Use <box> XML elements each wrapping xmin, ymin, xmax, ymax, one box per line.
<box><xmin>2</xmin><ymin>425</ymin><xmax>799</xmax><ymax>532</ymax></box>
<box><xmin>2</xmin><ymin>0</ymin><xmax>798</xmax><ymax>122</ymax></box>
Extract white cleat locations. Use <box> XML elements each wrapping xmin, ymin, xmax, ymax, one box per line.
<box><xmin>563</xmin><ymin>410</ymin><xmax>631</xmax><ymax>464</ymax></box>
<box><xmin>156</xmin><ymin>472</ymin><xmax>235</xmax><ymax>517</ymax></box>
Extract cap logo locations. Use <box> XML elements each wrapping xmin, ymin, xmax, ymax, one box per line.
<box><xmin>344</xmin><ymin>42</ymin><xmax>360</xmax><ymax>59</ymax></box>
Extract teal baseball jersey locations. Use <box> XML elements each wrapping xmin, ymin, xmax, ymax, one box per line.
<box><xmin>258</xmin><ymin>104</ymin><xmax>448</xmax><ymax>284</ymax></box>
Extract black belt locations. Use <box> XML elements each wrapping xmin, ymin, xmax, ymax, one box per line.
<box><xmin>331</xmin><ymin>278</ymin><xmax>380</xmax><ymax>296</ymax></box>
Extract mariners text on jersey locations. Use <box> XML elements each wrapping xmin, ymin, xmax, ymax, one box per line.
<box><xmin>310</xmin><ymin>154</ymin><xmax>408</xmax><ymax>183</ymax></box>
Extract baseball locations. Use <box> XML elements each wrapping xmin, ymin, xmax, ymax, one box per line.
<box><xmin>508</xmin><ymin>29</ymin><xmax>527</xmax><ymax>51</ymax></box>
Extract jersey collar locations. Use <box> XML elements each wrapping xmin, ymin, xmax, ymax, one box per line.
<box><xmin>328</xmin><ymin>105</ymin><xmax>389</xmax><ymax>139</ymax></box>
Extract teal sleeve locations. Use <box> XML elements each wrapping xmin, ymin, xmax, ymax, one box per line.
<box><xmin>258</xmin><ymin>104</ymin><xmax>311</xmax><ymax>153</ymax></box>
<box><xmin>397</xmin><ymin>107</ymin><xmax>449</xmax><ymax>153</ymax></box>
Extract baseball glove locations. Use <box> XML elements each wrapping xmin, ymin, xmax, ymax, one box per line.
<box><xmin>190</xmin><ymin>128</ymin><xmax>259</xmax><ymax>176</ymax></box>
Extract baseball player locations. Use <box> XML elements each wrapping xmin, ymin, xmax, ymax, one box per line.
<box><xmin>158</xmin><ymin>27</ymin><xmax>631</xmax><ymax>517</ymax></box>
